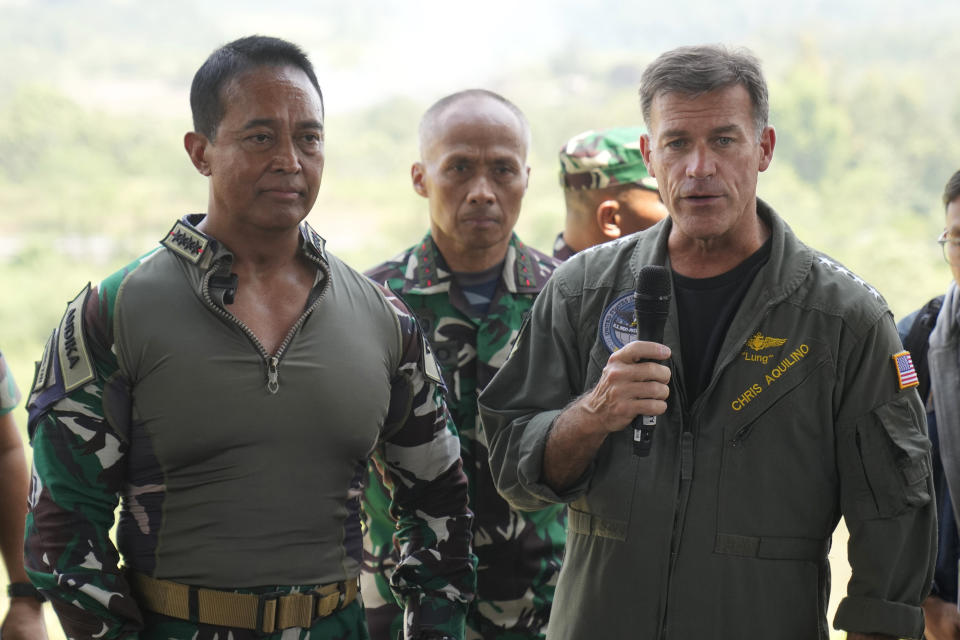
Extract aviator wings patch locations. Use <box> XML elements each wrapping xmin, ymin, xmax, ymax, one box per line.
<box><xmin>745</xmin><ymin>332</ymin><xmax>787</xmax><ymax>352</ymax></box>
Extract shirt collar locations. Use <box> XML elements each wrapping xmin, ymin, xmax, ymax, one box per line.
<box><xmin>161</xmin><ymin>214</ymin><xmax>329</xmax><ymax>270</ymax></box>
<box><xmin>399</xmin><ymin>231</ymin><xmax>546</xmax><ymax>295</ymax></box>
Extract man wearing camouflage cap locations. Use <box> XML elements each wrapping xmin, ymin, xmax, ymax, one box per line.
<box><xmin>554</xmin><ymin>126</ymin><xmax>667</xmax><ymax>260</ymax></box>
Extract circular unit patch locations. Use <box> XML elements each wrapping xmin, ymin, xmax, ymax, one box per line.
<box><xmin>599</xmin><ymin>292</ymin><xmax>636</xmax><ymax>353</ymax></box>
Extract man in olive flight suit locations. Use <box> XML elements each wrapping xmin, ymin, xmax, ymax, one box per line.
<box><xmin>480</xmin><ymin>45</ymin><xmax>935</xmax><ymax>640</ymax></box>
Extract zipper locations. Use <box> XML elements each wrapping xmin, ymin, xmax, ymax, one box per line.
<box><xmin>729</xmin><ymin>361</ymin><xmax>825</xmax><ymax>448</ymax></box>
<box><xmin>266</xmin><ymin>356</ymin><xmax>279</xmax><ymax>394</ymax></box>
<box><xmin>730</xmin><ymin>422</ymin><xmax>754</xmax><ymax>447</ymax></box>
<box><xmin>200</xmin><ymin>255</ymin><xmax>331</xmax><ymax>394</ymax></box>
<box><xmin>657</xmin><ymin>366</ymin><xmax>694</xmax><ymax>640</ymax></box>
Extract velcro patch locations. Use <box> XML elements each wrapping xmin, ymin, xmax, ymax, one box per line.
<box><xmin>58</xmin><ymin>284</ymin><xmax>95</xmax><ymax>393</ymax></box>
<box><xmin>892</xmin><ymin>350</ymin><xmax>919</xmax><ymax>390</ymax></box>
<box><xmin>162</xmin><ymin>220</ymin><xmax>209</xmax><ymax>264</ymax></box>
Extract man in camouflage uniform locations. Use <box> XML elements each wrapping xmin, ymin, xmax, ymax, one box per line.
<box><xmin>362</xmin><ymin>90</ymin><xmax>563</xmax><ymax>640</ymax></box>
<box><xmin>24</xmin><ymin>36</ymin><xmax>475</xmax><ymax>640</ymax></box>
<box><xmin>554</xmin><ymin>126</ymin><xmax>667</xmax><ymax>260</ymax></box>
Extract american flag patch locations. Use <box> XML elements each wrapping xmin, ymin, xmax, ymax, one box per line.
<box><xmin>892</xmin><ymin>351</ymin><xmax>919</xmax><ymax>390</ymax></box>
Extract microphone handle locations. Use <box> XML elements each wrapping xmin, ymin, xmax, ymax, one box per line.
<box><xmin>631</xmin><ymin>312</ymin><xmax>667</xmax><ymax>457</ymax></box>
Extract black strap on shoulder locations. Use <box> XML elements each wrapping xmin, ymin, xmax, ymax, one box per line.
<box><xmin>903</xmin><ymin>294</ymin><xmax>945</xmax><ymax>401</ymax></box>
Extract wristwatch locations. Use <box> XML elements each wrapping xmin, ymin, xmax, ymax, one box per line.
<box><xmin>6</xmin><ymin>582</ymin><xmax>44</xmax><ymax>602</ymax></box>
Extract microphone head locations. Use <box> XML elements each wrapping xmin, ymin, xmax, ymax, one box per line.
<box><xmin>636</xmin><ymin>265</ymin><xmax>671</xmax><ymax>300</ymax></box>
<box><xmin>635</xmin><ymin>264</ymin><xmax>671</xmax><ymax>341</ymax></box>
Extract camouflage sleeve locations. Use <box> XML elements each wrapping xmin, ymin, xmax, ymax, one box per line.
<box><xmin>25</xmin><ymin>284</ymin><xmax>144</xmax><ymax>640</ymax></box>
<box><xmin>375</xmin><ymin>283</ymin><xmax>476</xmax><ymax>640</ymax></box>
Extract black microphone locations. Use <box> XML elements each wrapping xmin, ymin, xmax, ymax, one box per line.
<box><xmin>631</xmin><ymin>265</ymin><xmax>671</xmax><ymax>457</ymax></box>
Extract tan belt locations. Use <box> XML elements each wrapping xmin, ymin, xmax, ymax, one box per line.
<box><xmin>130</xmin><ymin>572</ymin><xmax>358</xmax><ymax>634</ymax></box>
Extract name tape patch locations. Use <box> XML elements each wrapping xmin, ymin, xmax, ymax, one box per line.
<box><xmin>32</xmin><ymin>330</ymin><xmax>56</xmax><ymax>393</ymax></box>
<box><xmin>58</xmin><ymin>284</ymin><xmax>95</xmax><ymax>393</ymax></box>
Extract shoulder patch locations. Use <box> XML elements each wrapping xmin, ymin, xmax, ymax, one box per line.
<box><xmin>31</xmin><ymin>330</ymin><xmax>56</xmax><ymax>394</ymax></box>
<box><xmin>892</xmin><ymin>351</ymin><xmax>919</xmax><ymax>390</ymax></box>
<box><xmin>58</xmin><ymin>284</ymin><xmax>95</xmax><ymax>393</ymax></box>
<box><xmin>421</xmin><ymin>338</ymin><xmax>444</xmax><ymax>386</ymax></box>
<box><xmin>162</xmin><ymin>220</ymin><xmax>209</xmax><ymax>264</ymax></box>
<box><xmin>599</xmin><ymin>291</ymin><xmax>636</xmax><ymax>352</ymax></box>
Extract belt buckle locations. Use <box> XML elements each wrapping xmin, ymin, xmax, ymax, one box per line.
<box><xmin>254</xmin><ymin>590</ymin><xmax>284</xmax><ymax>637</ymax></box>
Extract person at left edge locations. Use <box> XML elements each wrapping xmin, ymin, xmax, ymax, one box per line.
<box><xmin>24</xmin><ymin>36</ymin><xmax>475</xmax><ymax>640</ymax></box>
<box><xmin>0</xmin><ymin>351</ymin><xmax>47</xmax><ymax>640</ymax></box>
<box><xmin>362</xmin><ymin>90</ymin><xmax>563</xmax><ymax>640</ymax></box>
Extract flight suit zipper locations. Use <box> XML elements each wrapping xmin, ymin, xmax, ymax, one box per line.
<box><xmin>201</xmin><ymin>255</ymin><xmax>330</xmax><ymax>394</ymax></box>
<box><xmin>657</xmin><ymin>363</ymin><xmax>695</xmax><ymax>640</ymax></box>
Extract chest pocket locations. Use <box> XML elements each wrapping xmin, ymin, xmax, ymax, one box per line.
<box><xmin>715</xmin><ymin>340</ymin><xmax>838</xmax><ymax>548</ymax></box>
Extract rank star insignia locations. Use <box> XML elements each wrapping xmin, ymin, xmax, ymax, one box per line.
<box><xmin>745</xmin><ymin>331</ymin><xmax>787</xmax><ymax>352</ymax></box>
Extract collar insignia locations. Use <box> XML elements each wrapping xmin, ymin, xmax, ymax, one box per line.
<box><xmin>305</xmin><ymin>226</ymin><xmax>327</xmax><ymax>257</ymax></box>
<box><xmin>162</xmin><ymin>221</ymin><xmax>209</xmax><ymax>264</ymax></box>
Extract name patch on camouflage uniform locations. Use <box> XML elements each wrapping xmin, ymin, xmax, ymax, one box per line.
<box><xmin>58</xmin><ymin>284</ymin><xmax>95</xmax><ymax>393</ymax></box>
<box><xmin>32</xmin><ymin>330</ymin><xmax>56</xmax><ymax>393</ymax></box>
<box><xmin>162</xmin><ymin>220</ymin><xmax>209</xmax><ymax>264</ymax></box>
<box><xmin>600</xmin><ymin>292</ymin><xmax>636</xmax><ymax>352</ymax></box>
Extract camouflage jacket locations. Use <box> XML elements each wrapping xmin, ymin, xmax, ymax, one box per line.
<box><xmin>25</xmin><ymin>216</ymin><xmax>476</xmax><ymax>640</ymax></box>
<box><xmin>362</xmin><ymin>232</ymin><xmax>565</xmax><ymax>639</ymax></box>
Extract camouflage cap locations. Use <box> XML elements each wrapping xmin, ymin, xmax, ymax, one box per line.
<box><xmin>559</xmin><ymin>126</ymin><xmax>658</xmax><ymax>191</ymax></box>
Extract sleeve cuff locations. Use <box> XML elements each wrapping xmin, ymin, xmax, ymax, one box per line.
<box><xmin>404</xmin><ymin>593</ymin><xmax>467</xmax><ymax>639</ymax></box>
<box><xmin>517</xmin><ymin>410</ymin><xmax>593</xmax><ymax>505</ymax></box>
<box><xmin>834</xmin><ymin>595</ymin><xmax>925</xmax><ymax>639</ymax></box>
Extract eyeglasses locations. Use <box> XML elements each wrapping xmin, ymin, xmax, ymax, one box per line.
<box><xmin>938</xmin><ymin>230</ymin><xmax>960</xmax><ymax>265</ymax></box>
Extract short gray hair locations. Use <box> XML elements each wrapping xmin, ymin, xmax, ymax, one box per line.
<box><xmin>418</xmin><ymin>89</ymin><xmax>531</xmax><ymax>159</ymax></box>
<box><xmin>639</xmin><ymin>45</ymin><xmax>769</xmax><ymax>139</ymax></box>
